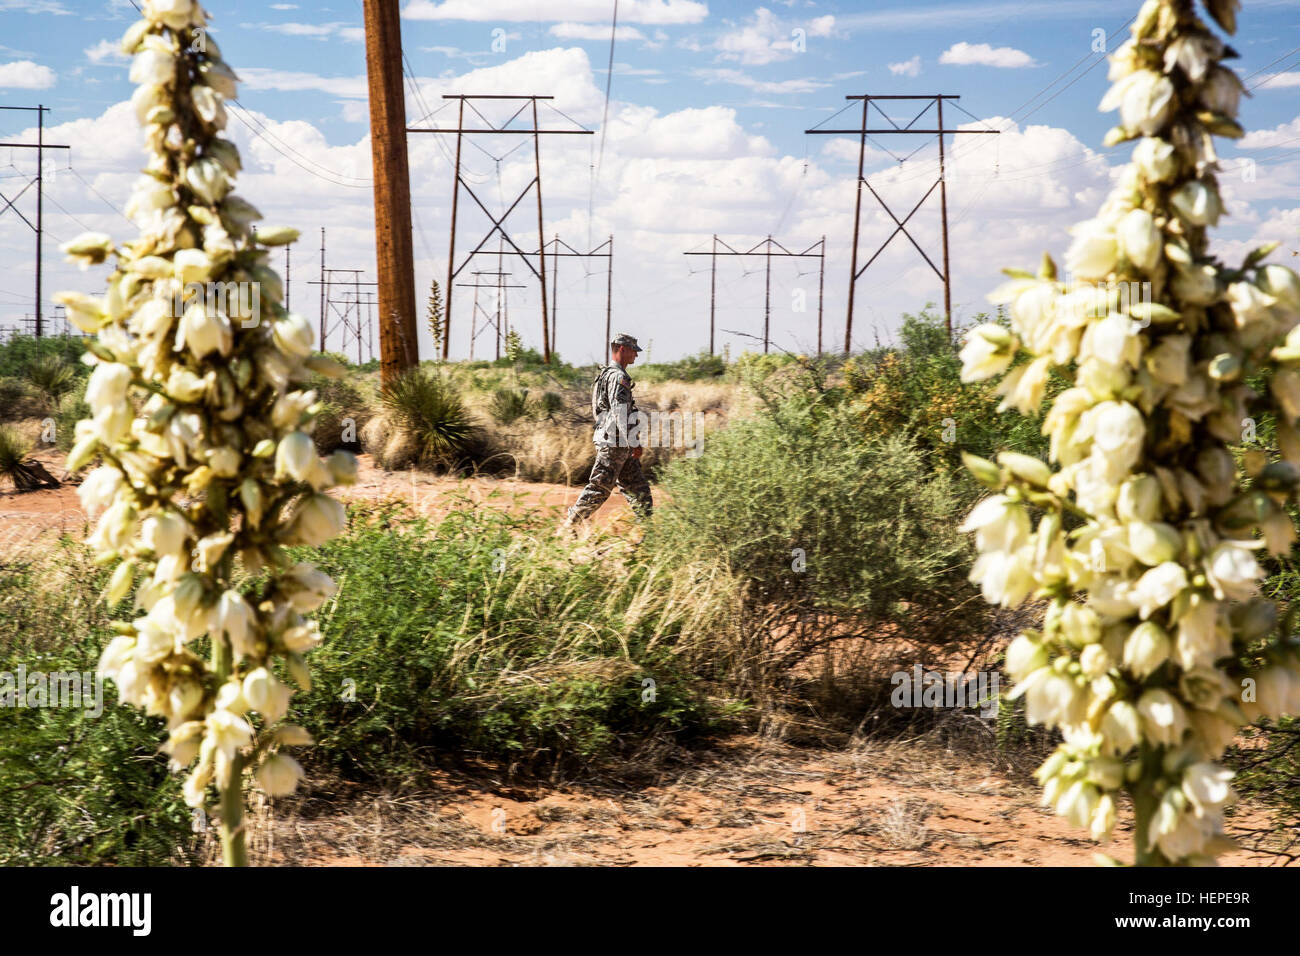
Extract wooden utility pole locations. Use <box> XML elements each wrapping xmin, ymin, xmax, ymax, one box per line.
<box><xmin>362</xmin><ymin>0</ymin><xmax>418</xmax><ymax>384</ymax></box>
<box><xmin>318</xmin><ymin>227</ymin><xmax>326</xmax><ymax>348</ymax></box>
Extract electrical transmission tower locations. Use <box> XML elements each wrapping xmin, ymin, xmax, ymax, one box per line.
<box><xmin>542</xmin><ymin>234</ymin><xmax>613</xmax><ymax>361</ymax></box>
<box><xmin>408</xmin><ymin>94</ymin><xmax>593</xmax><ymax>363</ymax></box>
<box><xmin>308</xmin><ymin>264</ymin><xmax>377</xmax><ymax>362</ymax></box>
<box><xmin>684</xmin><ymin>235</ymin><xmax>826</xmax><ymax>355</ymax></box>
<box><xmin>0</xmin><ymin>105</ymin><xmax>70</xmax><ymax>338</ymax></box>
<box><xmin>806</xmin><ymin>94</ymin><xmax>998</xmax><ymax>347</ymax></box>
<box><xmin>456</xmin><ymin>269</ymin><xmax>524</xmax><ymax>361</ymax></box>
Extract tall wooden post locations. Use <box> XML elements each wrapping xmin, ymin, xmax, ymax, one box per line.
<box><xmin>532</xmin><ymin>98</ymin><xmax>551</xmax><ymax>364</ymax></box>
<box><xmin>34</xmin><ymin>105</ymin><xmax>44</xmax><ymax>339</ymax></box>
<box><xmin>604</xmin><ymin>234</ymin><xmax>614</xmax><ymax>357</ymax></box>
<box><xmin>362</xmin><ymin>0</ymin><xmax>418</xmax><ymax>384</ymax></box>
<box><xmin>937</xmin><ymin>96</ymin><xmax>952</xmax><ymax>339</ymax></box>
<box><xmin>845</xmin><ymin>97</ymin><xmax>868</xmax><ymax>355</ymax></box>
<box><xmin>709</xmin><ymin>234</ymin><xmax>717</xmax><ymax>355</ymax></box>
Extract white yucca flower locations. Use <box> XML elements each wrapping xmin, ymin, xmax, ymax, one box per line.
<box><xmin>960</xmin><ymin>0</ymin><xmax>1300</xmax><ymax>864</ymax></box>
<box><xmin>62</xmin><ymin>1</ymin><xmax>356</xmax><ymax>866</ymax></box>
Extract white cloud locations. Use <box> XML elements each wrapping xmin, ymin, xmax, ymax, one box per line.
<box><xmin>713</xmin><ymin>7</ymin><xmax>836</xmax><ymax>66</ymax></box>
<box><xmin>821</xmin><ymin>138</ymin><xmax>888</xmax><ymax>164</ymax></box>
<box><xmin>834</xmin><ymin>1</ymin><xmax>1134</xmax><ymax>32</ymax></box>
<box><xmin>240</xmin><ymin>21</ymin><xmax>364</xmax><ymax>41</ymax></box>
<box><xmin>0</xmin><ymin>1</ymin><xmax>72</xmax><ymax>12</ymax></box>
<box><xmin>1254</xmin><ymin>71</ymin><xmax>1300</xmax><ymax>91</ymax></box>
<box><xmin>270</xmin><ymin>3</ymin><xmax>299</xmax><ymax>8</ymax></box>
<box><xmin>1239</xmin><ymin>117</ymin><xmax>1300</xmax><ymax>149</ymax></box>
<box><xmin>693</xmin><ymin>67</ymin><xmax>828</xmax><ymax>95</ymax></box>
<box><xmin>551</xmin><ymin>23</ymin><xmax>647</xmax><ymax>41</ymax></box>
<box><xmin>939</xmin><ymin>41</ymin><xmax>1038</xmax><ymax>68</ymax></box>
<box><xmin>85</xmin><ymin>39</ymin><xmax>127</xmax><ymax>64</ymax></box>
<box><xmin>237</xmin><ymin>68</ymin><xmax>369</xmax><ymax>99</ymax></box>
<box><xmin>0</xmin><ymin>60</ymin><xmax>55</xmax><ymax>88</ymax></box>
<box><xmin>402</xmin><ymin>0</ymin><xmax>707</xmax><ymax>24</ymax></box>
<box><xmin>888</xmin><ymin>55</ymin><xmax>921</xmax><ymax>77</ymax></box>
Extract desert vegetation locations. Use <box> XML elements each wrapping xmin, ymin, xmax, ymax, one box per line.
<box><xmin>2</xmin><ymin>308</ymin><xmax>1297</xmax><ymax>865</ymax></box>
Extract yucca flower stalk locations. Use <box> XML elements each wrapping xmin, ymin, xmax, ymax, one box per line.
<box><xmin>54</xmin><ymin>0</ymin><xmax>356</xmax><ymax>866</ymax></box>
<box><xmin>960</xmin><ymin>0</ymin><xmax>1300</xmax><ymax>865</ymax></box>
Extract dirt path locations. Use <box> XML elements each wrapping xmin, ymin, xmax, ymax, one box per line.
<box><xmin>0</xmin><ymin>448</ymin><xmax>630</xmax><ymax>553</ymax></box>
<box><xmin>249</xmin><ymin>737</ymin><xmax>1292</xmax><ymax>867</ymax></box>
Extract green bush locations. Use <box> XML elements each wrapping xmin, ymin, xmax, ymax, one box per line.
<box><xmin>296</xmin><ymin>504</ymin><xmax>734</xmax><ymax>777</ymax></box>
<box><xmin>539</xmin><ymin>391</ymin><xmax>564</xmax><ymax>418</ymax></box>
<box><xmin>54</xmin><ymin>391</ymin><xmax>90</xmax><ymax>452</ymax></box>
<box><xmin>637</xmin><ymin>350</ymin><xmax>727</xmax><ymax>383</ymax></box>
<box><xmin>843</xmin><ymin>308</ymin><xmax>1056</xmax><ymax>468</ymax></box>
<box><xmin>0</xmin><ymin>334</ymin><xmax>87</xmax><ymax>380</ymax></box>
<box><xmin>0</xmin><ymin>543</ymin><xmax>200</xmax><ymax>865</ymax></box>
<box><xmin>489</xmin><ymin>387</ymin><xmax>533</xmax><ymax>424</ymax></box>
<box><xmin>649</xmin><ymin>377</ymin><xmax>985</xmax><ymax>649</ymax></box>
<box><xmin>22</xmin><ymin>357</ymin><xmax>80</xmax><ymax>409</ymax></box>
<box><xmin>309</xmin><ymin>369</ymin><xmax>370</xmax><ymax>454</ymax></box>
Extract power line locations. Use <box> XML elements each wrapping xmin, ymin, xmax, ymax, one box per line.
<box><xmin>588</xmin><ymin>0</ymin><xmax>619</xmax><ymax>248</ymax></box>
<box><xmin>227</xmin><ymin>100</ymin><xmax>370</xmax><ymax>188</ymax></box>
<box><xmin>1249</xmin><ymin>58</ymin><xmax>1300</xmax><ymax>92</ymax></box>
<box><xmin>66</xmin><ymin>164</ymin><xmax>134</xmax><ymax>226</ymax></box>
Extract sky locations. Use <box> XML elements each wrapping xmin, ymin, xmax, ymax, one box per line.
<box><xmin>1</xmin><ymin>0</ymin><xmax>1299</xmax><ymax>363</ymax></box>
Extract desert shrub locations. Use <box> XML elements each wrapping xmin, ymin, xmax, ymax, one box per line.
<box><xmin>0</xmin><ymin>544</ymin><xmax>200</xmax><ymax>865</ymax></box>
<box><xmin>0</xmin><ymin>334</ymin><xmax>87</xmax><ymax>379</ymax></box>
<box><xmin>637</xmin><ymin>350</ymin><xmax>727</xmax><ymax>383</ymax></box>
<box><xmin>648</xmin><ymin>373</ymin><xmax>987</xmax><ymax>715</ymax></box>
<box><xmin>0</xmin><ymin>378</ymin><xmax>40</xmax><ymax>423</ymax></box>
<box><xmin>22</xmin><ymin>357</ymin><xmax>80</xmax><ymax>410</ymax></box>
<box><xmin>295</xmin><ymin>504</ymin><xmax>736</xmax><ymax>778</ymax></box>
<box><xmin>491</xmin><ymin>346</ymin><xmax>547</xmax><ymax>367</ymax></box>
<box><xmin>0</xmin><ymin>425</ymin><xmax>57</xmax><ymax>491</ymax></box>
<box><xmin>539</xmin><ymin>391</ymin><xmax>564</xmax><ymax>418</ymax></box>
<box><xmin>378</xmin><ymin>365</ymin><xmax>475</xmax><ymax>467</ymax></box>
<box><xmin>310</xmin><ymin>368</ymin><xmax>371</xmax><ymax>454</ymax></box>
<box><xmin>489</xmin><ymin>387</ymin><xmax>533</xmax><ymax>425</ymax></box>
<box><xmin>842</xmin><ymin>309</ymin><xmax>1057</xmax><ymax>467</ymax></box>
<box><xmin>53</xmin><ymin>391</ymin><xmax>90</xmax><ymax>452</ymax></box>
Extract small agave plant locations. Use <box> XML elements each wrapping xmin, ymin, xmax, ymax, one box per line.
<box><xmin>960</xmin><ymin>0</ymin><xmax>1300</xmax><ymax>865</ymax></box>
<box><xmin>55</xmin><ymin>0</ymin><xmax>355</xmax><ymax>866</ymax></box>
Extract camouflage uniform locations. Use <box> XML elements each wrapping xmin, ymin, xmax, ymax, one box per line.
<box><xmin>564</xmin><ymin>350</ymin><xmax>653</xmax><ymax>525</ymax></box>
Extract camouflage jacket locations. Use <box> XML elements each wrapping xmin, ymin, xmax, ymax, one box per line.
<box><xmin>591</xmin><ymin>363</ymin><xmax>642</xmax><ymax>447</ymax></box>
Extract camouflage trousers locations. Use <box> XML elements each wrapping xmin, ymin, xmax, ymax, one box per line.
<box><xmin>564</xmin><ymin>445</ymin><xmax>653</xmax><ymax>525</ymax></box>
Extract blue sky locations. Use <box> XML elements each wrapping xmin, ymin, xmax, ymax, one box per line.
<box><xmin>2</xmin><ymin>0</ymin><xmax>1300</xmax><ymax>361</ymax></box>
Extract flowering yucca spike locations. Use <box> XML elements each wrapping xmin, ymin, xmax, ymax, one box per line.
<box><xmin>56</xmin><ymin>0</ymin><xmax>355</xmax><ymax>866</ymax></box>
<box><xmin>959</xmin><ymin>0</ymin><xmax>1300</xmax><ymax>866</ymax></box>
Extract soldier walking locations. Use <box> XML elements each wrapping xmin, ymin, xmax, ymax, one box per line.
<box><xmin>561</xmin><ymin>333</ymin><xmax>653</xmax><ymax>529</ymax></box>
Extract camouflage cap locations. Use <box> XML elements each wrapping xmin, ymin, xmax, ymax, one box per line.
<box><xmin>611</xmin><ymin>333</ymin><xmax>643</xmax><ymax>352</ymax></box>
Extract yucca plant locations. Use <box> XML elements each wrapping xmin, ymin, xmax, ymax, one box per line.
<box><xmin>489</xmin><ymin>387</ymin><xmax>533</xmax><ymax>425</ymax></box>
<box><xmin>23</xmin><ymin>357</ymin><xmax>79</xmax><ymax>408</ymax></box>
<box><xmin>380</xmin><ymin>365</ymin><xmax>474</xmax><ymax>465</ymax></box>
<box><xmin>540</xmin><ymin>390</ymin><xmax>564</xmax><ymax>419</ymax></box>
<box><xmin>0</xmin><ymin>425</ymin><xmax>58</xmax><ymax>491</ymax></box>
